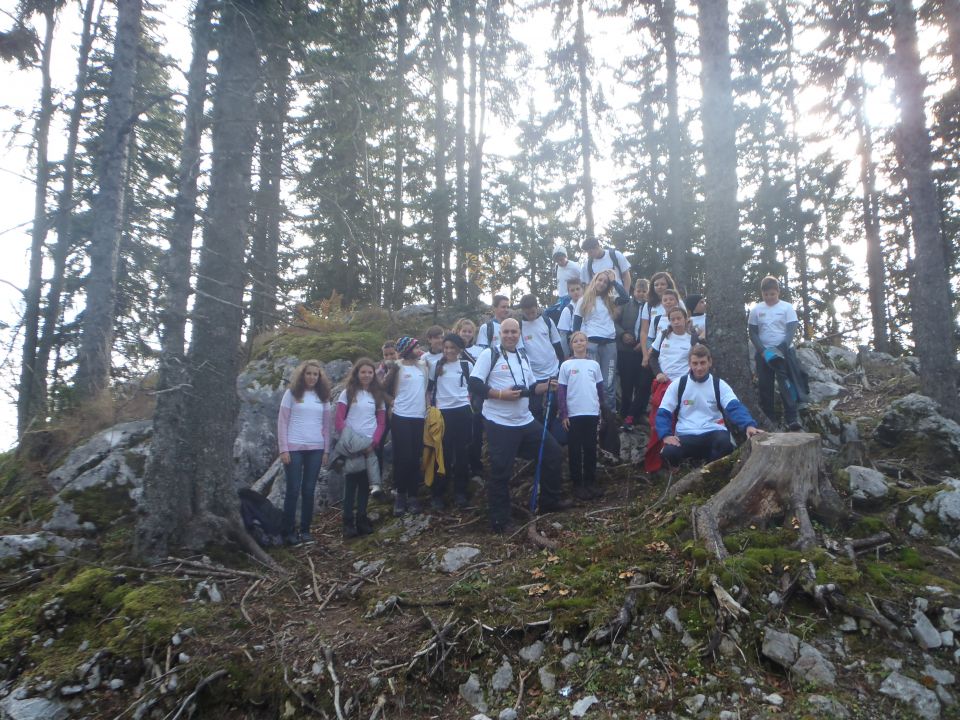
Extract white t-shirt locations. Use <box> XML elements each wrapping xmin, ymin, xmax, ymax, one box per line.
<box><xmin>520</xmin><ymin>315</ymin><xmax>562</xmax><ymax>379</ymax></box>
<box><xmin>280</xmin><ymin>390</ymin><xmax>328</xmax><ymax>447</ymax></box>
<box><xmin>573</xmin><ymin>297</ymin><xmax>617</xmax><ymax>340</ymax></box>
<box><xmin>658</xmin><ymin>374</ymin><xmax>738</xmax><ymax>436</ymax></box>
<box><xmin>579</xmin><ymin>247</ymin><xmax>630</xmax><ymax>285</ymax></box>
<box><xmin>423</xmin><ymin>351</ymin><xmax>443</xmax><ymax>374</ymax></box>
<box><xmin>476</xmin><ymin>319</ymin><xmax>524</xmax><ymax>350</ymax></box>
<box><xmin>392</xmin><ymin>362</ymin><xmax>428</xmax><ymax>418</ymax></box>
<box><xmin>558</xmin><ymin>358</ymin><xmax>602</xmax><ymax>417</ymax></box>
<box><xmin>748</xmin><ymin>300</ymin><xmax>797</xmax><ymax>348</ymax></box>
<box><xmin>338</xmin><ymin>389</ymin><xmax>379</xmax><ymax>439</ymax></box>
<box><xmin>556</xmin><ymin>261</ymin><xmax>581</xmax><ymax>298</ymax></box>
<box><xmin>470</xmin><ymin>347</ymin><xmax>535</xmax><ymax>426</ymax></box>
<box><xmin>652</xmin><ymin>331</ymin><xmax>693</xmax><ymax>382</ymax></box>
<box><xmin>431</xmin><ymin>359</ymin><xmax>471</xmax><ymax>410</ymax></box>
<box><xmin>557</xmin><ymin>304</ymin><xmax>576</xmax><ymax>334</ymax></box>
<box><xmin>691</xmin><ymin>315</ymin><xmax>706</xmax><ymax>336</ymax></box>
<box><xmin>463</xmin><ymin>345</ymin><xmax>482</xmax><ymax>361</ymax></box>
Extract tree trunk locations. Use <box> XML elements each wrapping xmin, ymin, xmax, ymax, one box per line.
<box><xmin>136</xmin><ymin>0</ymin><xmax>269</xmax><ymax>564</ymax></box>
<box><xmin>134</xmin><ymin>0</ymin><xmax>213</xmax><ymax>560</ymax></box>
<box><xmin>248</xmin><ymin>38</ymin><xmax>289</xmax><ymax>337</ymax></box>
<box><xmin>385</xmin><ymin>0</ymin><xmax>408</xmax><ymax>310</ymax></box>
<box><xmin>575</xmin><ymin>0</ymin><xmax>595</xmax><ymax>246</ymax></box>
<box><xmin>18</xmin><ymin>5</ymin><xmax>55</xmax><ymax>437</ymax></box>
<box><xmin>32</xmin><ymin>0</ymin><xmax>98</xmax><ymax>425</ymax></box>
<box><xmin>431</xmin><ymin>0</ymin><xmax>451</xmax><ymax>309</ymax></box>
<box><xmin>890</xmin><ymin>0</ymin><xmax>960</xmax><ymax>420</ymax></box>
<box><xmin>943</xmin><ymin>0</ymin><xmax>960</xmax><ymax>87</ymax></box>
<box><xmin>660</xmin><ymin>0</ymin><xmax>687</xmax><ymax>290</ymax></box>
<box><xmin>453</xmin><ymin>0</ymin><xmax>468</xmax><ymax>302</ymax></box>
<box><xmin>689</xmin><ymin>434</ymin><xmax>846</xmax><ymax>561</ymax></box>
<box><xmin>75</xmin><ymin>0</ymin><xmax>143</xmax><ymax>400</ymax></box>
<box><xmin>465</xmin><ymin>0</ymin><xmax>482</xmax><ymax>301</ymax></box>
<box><xmin>696</xmin><ymin>0</ymin><xmax>755</xmax><ymax>404</ymax></box>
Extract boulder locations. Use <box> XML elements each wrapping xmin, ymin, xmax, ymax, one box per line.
<box><xmin>861</xmin><ymin>350</ymin><xmax>917</xmax><ymax>381</ymax></box>
<box><xmin>879</xmin><ymin>671</ymin><xmax>941</xmax><ymax>720</ymax></box>
<box><xmin>47</xmin><ymin>420</ymin><xmax>151</xmax><ymax>492</ymax></box>
<box><xmin>0</xmin><ymin>690</ymin><xmax>69</xmax><ymax>720</ymax></box>
<box><xmin>844</xmin><ymin>465</ymin><xmax>889</xmax><ymax>502</ymax></box>
<box><xmin>806</xmin><ymin>380</ymin><xmax>846</xmax><ymax>405</ymax></box>
<box><xmin>437</xmin><ymin>545</ymin><xmax>481</xmax><ymax>574</ymax></box>
<box><xmin>924</xmin><ymin>479</ymin><xmax>960</xmax><ymax>542</ymax></box>
<box><xmin>490</xmin><ymin>659</ymin><xmax>513</xmax><ymax>693</ymax></box>
<box><xmin>795</xmin><ymin>347</ymin><xmax>845</xmax><ymax>385</ymax></box>
<box><xmin>459</xmin><ymin>673</ymin><xmax>487</xmax><ymax>713</ymax></box>
<box><xmin>875</xmin><ymin>394</ymin><xmax>960</xmax><ymax>470</ymax></box>
<box><xmin>761</xmin><ymin>627</ymin><xmax>835</xmax><ymax>687</ymax></box>
<box><xmin>0</xmin><ymin>532</ymin><xmax>75</xmax><ymax>569</ymax></box>
<box><xmin>823</xmin><ymin>345</ymin><xmax>858</xmax><ymax>370</ymax></box>
<box><xmin>395</xmin><ymin>303</ymin><xmax>435</xmax><ymax>320</ymax></box>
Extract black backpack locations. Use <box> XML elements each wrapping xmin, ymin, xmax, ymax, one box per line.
<box><xmin>585</xmin><ymin>248</ymin><xmax>625</xmax><ymax>282</ymax></box>
<box><xmin>238</xmin><ymin>488</ymin><xmax>285</xmax><ymax>548</ymax></box>
<box><xmin>431</xmin><ymin>355</ymin><xmax>474</xmax><ymax>406</ymax></box>
<box><xmin>672</xmin><ymin>373</ymin><xmax>727</xmax><ymax>429</ymax></box>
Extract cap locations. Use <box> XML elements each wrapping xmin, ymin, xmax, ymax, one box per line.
<box><xmin>552</xmin><ymin>246</ymin><xmax>567</xmax><ymax>259</ymax></box>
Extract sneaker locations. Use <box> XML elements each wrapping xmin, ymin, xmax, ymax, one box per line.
<box><xmin>393</xmin><ymin>494</ymin><xmax>407</xmax><ymax>517</ymax></box>
<box><xmin>788</xmin><ymin>421</ymin><xmax>803</xmax><ymax>432</ymax></box>
<box><xmin>342</xmin><ymin>523</ymin><xmax>358</xmax><ymax>540</ymax></box>
<box><xmin>621</xmin><ymin>416</ymin><xmax>634</xmax><ymax>431</ymax></box>
<box><xmin>407</xmin><ymin>497</ymin><xmax>422</xmax><ymax>515</ymax></box>
<box><xmin>370</xmin><ymin>484</ymin><xmax>385</xmax><ymax>500</ymax></box>
<box><xmin>356</xmin><ymin>515</ymin><xmax>374</xmax><ymax>535</ymax></box>
<box><xmin>284</xmin><ymin>533</ymin><xmax>301</xmax><ymax>546</ymax></box>
<box><xmin>298</xmin><ymin>530</ymin><xmax>316</xmax><ymax>545</ymax></box>
<box><xmin>470</xmin><ymin>474</ymin><xmax>484</xmax><ymax>485</ymax></box>
<box><xmin>539</xmin><ymin>499</ymin><xmax>571</xmax><ymax>514</ymax></box>
<box><xmin>430</xmin><ymin>496</ymin><xmax>445</xmax><ymax>512</ymax></box>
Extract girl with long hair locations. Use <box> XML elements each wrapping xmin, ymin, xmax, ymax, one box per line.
<box><xmin>335</xmin><ymin>358</ymin><xmax>387</xmax><ymax>539</ymax></box>
<box><xmin>277</xmin><ymin>360</ymin><xmax>332</xmax><ymax>545</ymax></box>
<box><xmin>383</xmin><ymin>336</ymin><xmax>429</xmax><ymax>516</ymax></box>
<box><xmin>572</xmin><ymin>269</ymin><xmax>629</xmax><ymax>409</ymax></box>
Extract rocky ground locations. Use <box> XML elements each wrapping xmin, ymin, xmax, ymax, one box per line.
<box><xmin>3</xmin><ymin>335</ymin><xmax>960</xmax><ymax>719</ymax></box>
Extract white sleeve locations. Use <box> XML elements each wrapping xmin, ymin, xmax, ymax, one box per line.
<box><xmin>747</xmin><ymin>304</ymin><xmax>760</xmax><ymax>327</ymax></box>
<box><xmin>522</xmin><ymin>355</ymin><xmax>536</xmax><ymax>388</ymax></box>
<box><xmin>337</xmin><ymin>389</ymin><xmax>349</xmax><ymax>405</ymax></box>
<box><xmin>615</xmin><ymin>251</ymin><xmax>629</xmax><ymax>273</ymax></box>
<box><xmin>548</xmin><ymin>318</ymin><xmax>561</xmax><ymax>343</ymax></box>
<box><xmin>476</xmin><ymin>323</ymin><xmax>491</xmax><ymax>348</ymax></box>
<box><xmin>470</xmin><ymin>348</ymin><xmax>492</xmax><ymax>380</ymax></box>
<box><xmin>658</xmin><ymin>380</ymin><xmax>680</xmax><ymax>414</ymax></box>
<box><xmin>718</xmin><ymin>380</ymin><xmax>738</xmax><ymax>409</ymax></box>
<box><xmin>572</xmin><ymin>297</ymin><xmax>584</xmax><ymax>320</ymax></box>
<box><xmin>648</xmin><ymin>315</ymin><xmax>662</xmax><ymax>341</ymax></box>
<box><xmin>558</xmin><ymin>362</ymin><xmax>570</xmax><ymax>386</ymax></box>
<box><xmin>591</xmin><ymin>361</ymin><xmax>603</xmax><ymax>384</ymax></box>
<box><xmin>784</xmin><ymin>302</ymin><xmax>798</xmax><ymax>323</ymax></box>
<box><xmin>651</xmin><ymin>331</ymin><xmax>666</xmax><ymax>354</ymax></box>
<box><xmin>280</xmin><ymin>389</ymin><xmax>294</xmax><ymax>409</ymax></box>
<box><xmin>579</xmin><ymin>262</ymin><xmax>589</xmax><ymax>283</ymax></box>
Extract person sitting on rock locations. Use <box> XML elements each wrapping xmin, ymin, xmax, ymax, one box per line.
<box><xmin>655</xmin><ymin>344</ymin><xmax>763</xmax><ymax>468</ymax></box>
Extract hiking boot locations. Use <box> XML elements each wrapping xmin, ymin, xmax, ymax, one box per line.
<box><xmin>298</xmin><ymin>530</ymin><xmax>316</xmax><ymax>545</ymax></box>
<box><xmin>393</xmin><ymin>494</ymin><xmax>407</xmax><ymax>517</ymax></box>
<box><xmin>356</xmin><ymin>515</ymin><xmax>374</xmax><ymax>535</ymax></box>
<box><xmin>342</xmin><ymin>523</ymin><xmax>358</xmax><ymax>540</ymax></box>
<box><xmin>407</xmin><ymin>497</ymin><xmax>422</xmax><ymax>515</ymax></box>
<box><xmin>430</xmin><ymin>496</ymin><xmax>445</xmax><ymax>512</ymax></box>
<box><xmin>454</xmin><ymin>493</ymin><xmax>469</xmax><ymax>509</ymax></box>
<box><xmin>370</xmin><ymin>484</ymin><xmax>385</xmax><ymax>500</ymax></box>
<box><xmin>284</xmin><ymin>533</ymin><xmax>301</xmax><ymax>547</ymax></box>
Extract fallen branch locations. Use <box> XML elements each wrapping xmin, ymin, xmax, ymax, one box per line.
<box><xmin>168</xmin><ymin>669</ymin><xmax>227</xmax><ymax>720</ymax></box>
<box><xmin>323</xmin><ymin>646</ymin><xmax>346</xmax><ymax>720</ymax></box>
<box><xmin>307</xmin><ymin>556</ymin><xmax>323</xmax><ymax>604</ymax></box>
<box><xmin>240</xmin><ymin>578</ymin><xmax>262</xmax><ymax>625</ymax></box>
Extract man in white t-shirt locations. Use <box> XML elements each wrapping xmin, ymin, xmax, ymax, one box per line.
<box><xmin>553</xmin><ymin>246</ymin><xmax>581</xmax><ymax>302</ymax></box>
<box><xmin>468</xmin><ymin>319</ymin><xmax>569</xmax><ymax>532</ymax></box>
<box><xmin>748</xmin><ymin>276</ymin><xmax>801</xmax><ymax>430</ymax></box>
<box><xmin>519</xmin><ymin>294</ymin><xmax>565</xmax><ymax>422</ymax></box>
<box><xmin>579</xmin><ymin>237</ymin><xmax>632</xmax><ymax>290</ymax></box>
<box><xmin>477</xmin><ymin>295</ymin><xmax>523</xmax><ymax>350</ymax></box>
<box><xmin>655</xmin><ymin>344</ymin><xmax>762</xmax><ymax>467</ymax></box>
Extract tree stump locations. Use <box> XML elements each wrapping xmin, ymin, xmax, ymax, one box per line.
<box><xmin>694</xmin><ymin>433</ymin><xmax>847</xmax><ymax>560</ymax></box>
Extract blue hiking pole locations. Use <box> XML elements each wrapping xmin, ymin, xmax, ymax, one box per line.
<box><xmin>530</xmin><ymin>383</ymin><xmax>555</xmax><ymax>512</ymax></box>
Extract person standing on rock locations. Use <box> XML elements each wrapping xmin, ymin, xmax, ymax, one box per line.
<box><xmin>558</xmin><ymin>331</ymin><xmax>605</xmax><ymax>500</ymax></box>
<box><xmin>749</xmin><ymin>276</ymin><xmax>803</xmax><ymax>431</ymax></box>
<box><xmin>277</xmin><ymin>360</ymin><xmax>332</xmax><ymax>545</ymax></box>
<box><xmin>384</xmin><ymin>337</ymin><xmax>429</xmax><ymax>516</ymax></box>
<box><xmin>655</xmin><ymin>344</ymin><xmax>762</xmax><ymax>468</ymax></box>
<box><xmin>468</xmin><ymin>318</ymin><xmax>569</xmax><ymax>533</ymax></box>
<box><xmin>335</xmin><ymin>358</ymin><xmax>388</xmax><ymax>539</ymax></box>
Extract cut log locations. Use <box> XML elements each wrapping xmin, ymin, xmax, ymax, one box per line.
<box><xmin>693</xmin><ymin>433</ymin><xmax>847</xmax><ymax>560</ymax></box>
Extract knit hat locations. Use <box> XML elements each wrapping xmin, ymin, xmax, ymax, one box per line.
<box><xmin>552</xmin><ymin>246</ymin><xmax>567</xmax><ymax>259</ymax></box>
<box><xmin>395</xmin><ymin>336</ymin><xmax>419</xmax><ymax>358</ymax></box>
<box><xmin>685</xmin><ymin>294</ymin><xmax>704</xmax><ymax>315</ymax></box>
<box><xmin>443</xmin><ymin>332</ymin><xmax>465</xmax><ymax>350</ymax></box>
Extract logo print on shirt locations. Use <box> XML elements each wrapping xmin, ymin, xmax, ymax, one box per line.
<box><xmin>571</xmin><ymin>369</ymin><xmax>579</xmax><ymax>375</ymax></box>
<box><xmin>682</xmin><ymin>399</ymin><xmax>695</xmax><ymax>406</ymax></box>
<box><xmin>500</xmin><ymin>364</ymin><xmax>509</xmax><ymax>370</ymax></box>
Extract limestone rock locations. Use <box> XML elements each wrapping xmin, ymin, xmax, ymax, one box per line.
<box><xmin>795</xmin><ymin>348</ymin><xmax>845</xmax><ymax>385</ymax></box>
<box><xmin>518</xmin><ymin>640</ymin><xmax>545</xmax><ymax>664</ymax></box>
<box><xmin>861</xmin><ymin>350</ymin><xmax>916</xmax><ymax>381</ymax></box>
<box><xmin>875</xmin><ymin>394</ymin><xmax>960</xmax><ymax>469</ymax></box>
<box><xmin>438</xmin><ymin>545</ymin><xmax>481</xmax><ymax>574</ymax></box>
<box><xmin>395</xmin><ymin>303</ymin><xmax>434</xmax><ymax>320</ymax></box>
<box><xmin>491</xmin><ymin>659</ymin><xmax>513</xmax><ymax>693</ymax></box>
<box><xmin>824</xmin><ymin>346</ymin><xmax>857</xmax><ymax>369</ymax></box>
<box><xmin>845</xmin><ymin>465</ymin><xmax>889</xmax><ymax>502</ymax></box>
<box><xmin>0</xmin><ymin>532</ymin><xmax>75</xmax><ymax>569</ymax></box>
<box><xmin>47</xmin><ymin>420</ymin><xmax>151</xmax><ymax>492</ymax></box>
<box><xmin>806</xmin><ymin>380</ymin><xmax>846</xmax><ymax>404</ymax></box>
<box><xmin>538</xmin><ymin>667</ymin><xmax>556</xmax><ymax>693</ymax></box>
<box><xmin>570</xmin><ymin>695</ymin><xmax>599</xmax><ymax>717</ymax></box>
<box><xmin>762</xmin><ymin>627</ymin><xmax>835</xmax><ymax>687</ymax></box>
<box><xmin>761</xmin><ymin>627</ymin><xmax>800</xmax><ymax>668</ymax></box>
<box><xmin>0</xmin><ymin>691</ymin><xmax>69</xmax><ymax>720</ymax></box>
<box><xmin>561</xmin><ymin>652</ymin><xmax>581</xmax><ymax>671</ymax></box>
<box><xmin>879</xmin><ymin>671</ymin><xmax>941</xmax><ymax>720</ymax></box>
<box><xmin>459</xmin><ymin>673</ymin><xmax>487</xmax><ymax>713</ymax></box>
<box><xmin>806</xmin><ymin>694</ymin><xmax>849</xmax><ymax>718</ymax></box>
<box><xmin>498</xmin><ymin>709</ymin><xmax>517</xmax><ymax>720</ymax></box>
<box><xmin>911</xmin><ymin>607</ymin><xmax>944</xmax><ymax>650</ymax></box>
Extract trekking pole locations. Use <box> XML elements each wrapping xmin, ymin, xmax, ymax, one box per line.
<box><xmin>529</xmin><ymin>382</ymin><xmax>555</xmax><ymax>512</ymax></box>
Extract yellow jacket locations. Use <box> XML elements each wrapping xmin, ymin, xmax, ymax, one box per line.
<box><xmin>421</xmin><ymin>406</ymin><xmax>445</xmax><ymax>487</ymax></box>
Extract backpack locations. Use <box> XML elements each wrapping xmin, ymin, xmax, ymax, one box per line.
<box><xmin>672</xmin><ymin>373</ymin><xmax>728</xmax><ymax>429</ymax></box>
<box><xmin>484</xmin><ymin>319</ymin><xmax>497</xmax><ymax>346</ymax></box>
<box><xmin>543</xmin><ymin>298</ymin><xmax>569</xmax><ymax>327</ymax></box>
<box><xmin>431</xmin><ymin>355</ymin><xmax>473</xmax><ymax>406</ymax></box>
<box><xmin>238</xmin><ymin>488</ymin><xmax>285</xmax><ymax>548</ymax></box>
<box><xmin>585</xmin><ymin>248</ymin><xmax>625</xmax><ymax>282</ymax></box>
<box><xmin>519</xmin><ymin>314</ymin><xmax>559</xmax><ymax>344</ymax></box>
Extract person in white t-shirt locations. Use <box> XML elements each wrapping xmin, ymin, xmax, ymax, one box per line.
<box><xmin>476</xmin><ymin>295</ymin><xmax>513</xmax><ymax>349</ymax></box>
<box><xmin>579</xmin><ymin>237</ymin><xmax>632</xmax><ymax>290</ymax></box>
<box><xmin>468</xmin><ymin>319</ymin><xmax>569</xmax><ymax>533</ymax></box>
<box><xmin>335</xmin><ymin>358</ymin><xmax>387</xmax><ymax>539</ymax></box>
<box><xmin>422</xmin><ymin>325</ymin><xmax>446</xmax><ymax>373</ymax></box>
<box><xmin>557</xmin><ymin>279</ymin><xmax>583</xmax><ymax>356</ymax></box>
<box><xmin>453</xmin><ymin>317</ymin><xmax>484</xmax><ymax>480</ymax></box>
<box><xmin>748</xmin><ymin>276</ymin><xmax>801</xmax><ymax>430</ymax></box>
<box><xmin>277</xmin><ymin>360</ymin><xmax>332</xmax><ymax>545</ymax></box>
<box><xmin>558</xmin><ymin>332</ymin><xmax>605</xmax><ymax>501</ymax></box>
<box><xmin>638</xmin><ymin>271</ymin><xmax>682</xmax><ymax>360</ymax></box>
<box><xmin>655</xmin><ymin>344</ymin><xmax>762</xmax><ymax>467</ymax></box>
<box><xmin>428</xmin><ymin>333</ymin><xmax>474</xmax><ymax>510</ymax></box>
<box><xmin>383</xmin><ymin>336</ymin><xmax>429</xmax><ymax>516</ymax></box>
<box><xmin>553</xmin><ymin>246</ymin><xmax>582</xmax><ymax>302</ymax></box>
<box><xmin>649</xmin><ymin>306</ymin><xmax>699</xmax><ymax>384</ymax></box>
<box><xmin>573</xmin><ymin>269</ymin><xmax>629</xmax><ymax>409</ymax></box>
<box><xmin>519</xmin><ymin>293</ymin><xmax>565</xmax><ymax>423</ymax></box>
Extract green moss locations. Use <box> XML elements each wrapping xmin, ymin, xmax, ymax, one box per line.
<box><xmin>61</xmin><ymin>483</ymin><xmax>134</xmax><ymax>527</ymax></box>
<box><xmin>899</xmin><ymin>547</ymin><xmax>926</xmax><ymax>569</ymax></box>
<box><xmin>850</xmin><ymin>515</ymin><xmax>888</xmax><ymax>538</ymax></box>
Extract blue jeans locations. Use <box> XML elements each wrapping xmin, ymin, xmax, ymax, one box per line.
<box><xmin>587</xmin><ymin>340</ymin><xmax>617</xmax><ymax>410</ymax></box>
<box><xmin>283</xmin><ymin>449</ymin><xmax>324</xmax><ymax>535</ymax></box>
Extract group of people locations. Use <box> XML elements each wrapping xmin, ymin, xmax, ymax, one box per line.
<box><xmin>274</xmin><ymin>236</ymin><xmax>804</xmax><ymax>542</ymax></box>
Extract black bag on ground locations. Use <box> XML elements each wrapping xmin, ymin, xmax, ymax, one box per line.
<box><xmin>239</xmin><ymin>487</ymin><xmax>285</xmax><ymax>547</ymax></box>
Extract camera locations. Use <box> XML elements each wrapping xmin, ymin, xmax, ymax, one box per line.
<box><xmin>511</xmin><ymin>384</ymin><xmax>530</xmax><ymax>398</ymax></box>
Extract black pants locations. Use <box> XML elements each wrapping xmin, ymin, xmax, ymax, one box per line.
<box><xmin>756</xmin><ymin>352</ymin><xmax>798</xmax><ymax>424</ymax></box>
<box><xmin>433</xmin><ymin>405</ymin><xmax>472</xmax><ymax>500</ymax></box>
<box><xmin>567</xmin><ymin>415</ymin><xmax>599</xmax><ymax>487</ymax></box>
<box><xmin>469</xmin><ymin>405</ymin><xmax>484</xmax><ymax>475</ymax></box>
<box><xmin>618</xmin><ymin>350</ymin><xmax>646</xmax><ymax>417</ymax></box>
<box><xmin>660</xmin><ymin>430</ymin><xmax>734</xmax><ymax>467</ymax></box>
<box><xmin>484</xmin><ymin>418</ymin><xmax>562</xmax><ymax>530</ymax></box>
<box><xmin>391</xmin><ymin>415</ymin><xmax>424</xmax><ymax>497</ymax></box>
<box><xmin>343</xmin><ymin>470</ymin><xmax>370</xmax><ymax>523</ymax></box>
